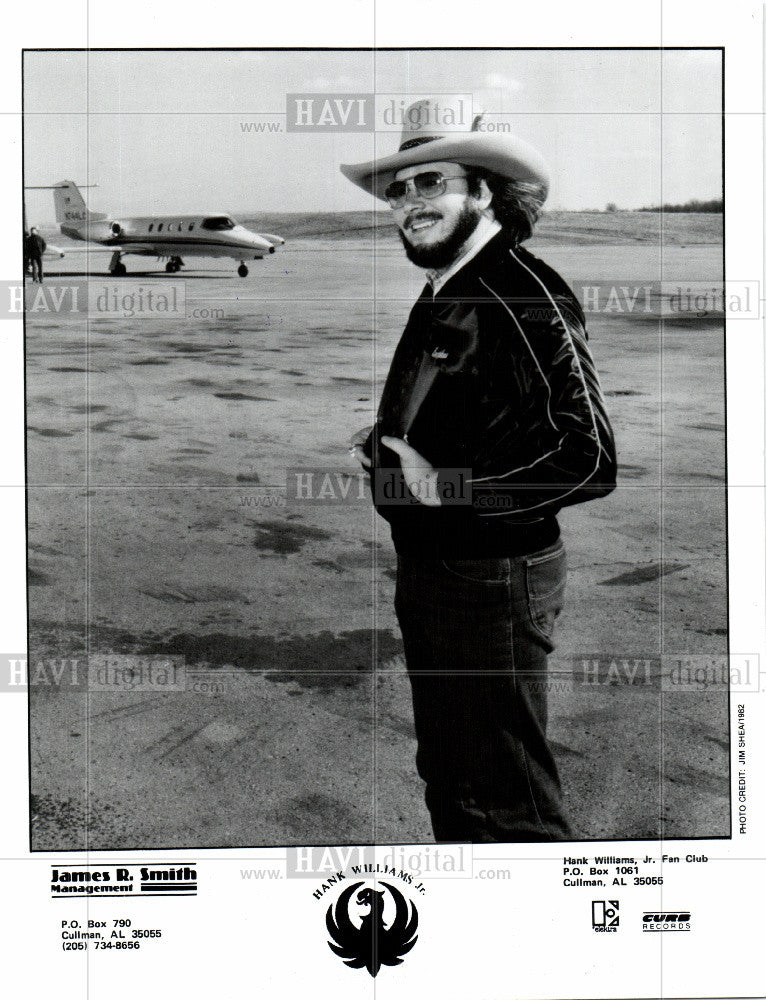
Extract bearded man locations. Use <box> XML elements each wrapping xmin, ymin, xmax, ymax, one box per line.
<box><xmin>342</xmin><ymin>99</ymin><xmax>617</xmax><ymax>843</ymax></box>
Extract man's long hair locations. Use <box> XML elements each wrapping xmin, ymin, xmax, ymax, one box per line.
<box><xmin>465</xmin><ymin>168</ymin><xmax>546</xmax><ymax>245</ymax></box>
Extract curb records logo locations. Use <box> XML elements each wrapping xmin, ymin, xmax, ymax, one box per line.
<box><xmin>325</xmin><ymin>880</ymin><xmax>419</xmax><ymax>977</ymax></box>
<box><xmin>592</xmin><ymin>900</ymin><xmax>620</xmax><ymax>931</ymax></box>
<box><xmin>643</xmin><ymin>911</ymin><xmax>691</xmax><ymax>932</ymax></box>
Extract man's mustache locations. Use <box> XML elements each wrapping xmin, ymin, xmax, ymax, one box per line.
<box><xmin>404</xmin><ymin>211</ymin><xmax>442</xmax><ymax>230</ymax></box>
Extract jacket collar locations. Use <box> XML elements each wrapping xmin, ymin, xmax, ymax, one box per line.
<box><xmin>425</xmin><ymin>217</ymin><xmax>502</xmax><ymax>294</ymax></box>
<box><xmin>428</xmin><ymin>227</ymin><xmax>516</xmax><ymax>300</ymax></box>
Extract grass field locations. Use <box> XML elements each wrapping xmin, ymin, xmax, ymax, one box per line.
<box><xmin>230</xmin><ymin>209</ymin><xmax>722</xmax><ymax>246</ymax></box>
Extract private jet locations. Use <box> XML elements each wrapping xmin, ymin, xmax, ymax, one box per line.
<box><xmin>42</xmin><ymin>180</ymin><xmax>283</xmax><ymax>277</ymax></box>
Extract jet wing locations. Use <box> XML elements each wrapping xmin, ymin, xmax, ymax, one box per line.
<box><xmin>52</xmin><ymin>244</ymin><xmax>158</xmax><ymax>256</ymax></box>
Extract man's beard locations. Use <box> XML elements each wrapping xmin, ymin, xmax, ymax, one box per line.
<box><xmin>397</xmin><ymin>200</ymin><xmax>483</xmax><ymax>270</ymax></box>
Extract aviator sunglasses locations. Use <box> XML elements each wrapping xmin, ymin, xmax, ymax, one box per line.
<box><xmin>384</xmin><ymin>170</ymin><xmax>469</xmax><ymax>208</ymax></box>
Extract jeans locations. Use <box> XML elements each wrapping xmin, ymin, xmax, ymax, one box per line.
<box><xmin>394</xmin><ymin>537</ymin><xmax>572</xmax><ymax>843</ymax></box>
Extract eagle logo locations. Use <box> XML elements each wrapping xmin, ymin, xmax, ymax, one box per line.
<box><xmin>325</xmin><ymin>881</ymin><xmax>418</xmax><ymax>977</ymax></box>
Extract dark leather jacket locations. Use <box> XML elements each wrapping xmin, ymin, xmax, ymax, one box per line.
<box><xmin>365</xmin><ymin>229</ymin><xmax>617</xmax><ymax>556</ymax></box>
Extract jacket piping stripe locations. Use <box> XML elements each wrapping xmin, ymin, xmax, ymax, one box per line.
<box><xmin>468</xmin><ymin>263</ymin><xmax>603</xmax><ymax>514</ymax></box>
<box><xmin>469</xmin><ymin>277</ymin><xmax>558</xmax><ymax>484</ymax></box>
<box><xmin>476</xmin><ymin>274</ymin><xmax>558</xmax><ymax>428</ymax></box>
<box><xmin>469</xmin><ymin>441</ymin><xmax>564</xmax><ymax>484</ymax></box>
<box><xmin>508</xmin><ymin>247</ymin><xmax>603</xmax><ymax>454</ymax></box>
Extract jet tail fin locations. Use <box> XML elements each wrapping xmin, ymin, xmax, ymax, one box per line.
<box><xmin>53</xmin><ymin>180</ymin><xmax>107</xmax><ymax>228</ymax></box>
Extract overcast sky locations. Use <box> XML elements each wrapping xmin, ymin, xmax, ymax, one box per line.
<box><xmin>23</xmin><ymin>49</ymin><xmax>722</xmax><ymax>221</ymax></box>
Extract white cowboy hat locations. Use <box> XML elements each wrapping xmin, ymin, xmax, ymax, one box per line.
<box><xmin>340</xmin><ymin>97</ymin><xmax>550</xmax><ymax>202</ymax></box>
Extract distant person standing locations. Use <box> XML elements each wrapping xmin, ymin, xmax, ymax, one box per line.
<box><xmin>28</xmin><ymin>227</ymin><xmax>46</xmax><ymax>283</ymax></box>
<box><xmin>23</xmin><ymin>230</ymin><xmax>32</xmax><ymax>276</ymax></box>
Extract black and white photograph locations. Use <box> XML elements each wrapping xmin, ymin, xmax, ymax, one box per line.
<box><xmin>23</xmin><ymin>46</ymin><xmax>728</xmax><ymax>849</ymax></box>
<box><xmin>3</xmin><ymin>5</ymin><xmax>765</xmax><ymax>996</ymax></box>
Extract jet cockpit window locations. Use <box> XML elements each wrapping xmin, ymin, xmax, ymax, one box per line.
<box><xmin>158</xmin><ymin>223</ymin><xmax>164</xmax><ymax>232</ymax></box>
<box><xmin>148</xmin><ymin>223</ymin><xmax>154</xmax><ymax>232</ymax></box>
<box><xmin>201</xmin><ymin>216</ymin><xmax>236</xmax><ymax>231</ymax></box>
<box><xmin>188</xmin><ymin>223</ymin><xmax>194</xmax><ymax>231</ymax></box>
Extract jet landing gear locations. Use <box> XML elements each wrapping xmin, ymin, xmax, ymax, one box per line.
<box><xmin>237</xmin><ymin>263</ymin><xmax>249</xmax><ymax>277</ymax></box>
<box><xmin>165</xmin><ymin>256</ymin><xmax>184</xmax><ymax>273</ymax></box>
<box><xmin>109</xmin><ymin>252</ymin><xmax>127</xmax><ymax>277</ymax></box>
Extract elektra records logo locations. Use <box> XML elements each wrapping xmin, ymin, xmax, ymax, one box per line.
<box><xmin>592</xmin><ymin>900</ymin><xmax>620</xmax><ymax>931</ymax></box>
<box><xmin>643</xmin><ymin>911</ymin><xmax>691</xmax><ymax>932</ymax></box>
<box><xmin>325</xmin><ymin>881</ymin><xmax>418</xmax><ymax>977</ymax></box>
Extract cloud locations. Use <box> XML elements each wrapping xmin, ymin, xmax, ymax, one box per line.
<box><xmin>483</xmin><ymin>73</ymin><xmax>523</xmax><ymax>93</ymax></box>
<box><xmin>303</xmin><ymin>75</ymin><xmax>359</xmax><ymax>90</ymax></box>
